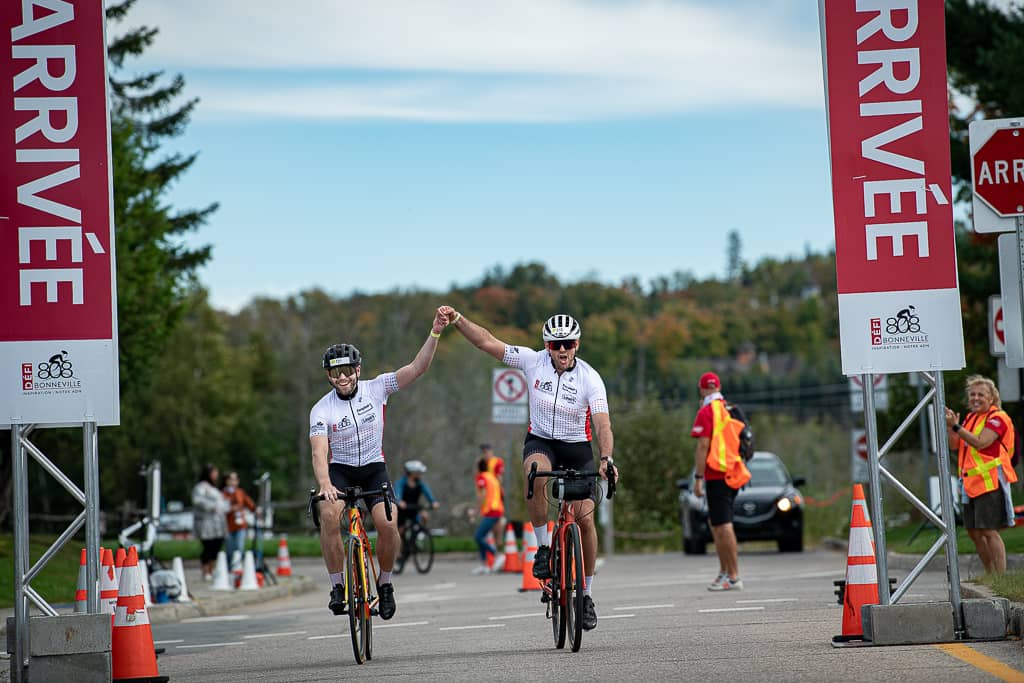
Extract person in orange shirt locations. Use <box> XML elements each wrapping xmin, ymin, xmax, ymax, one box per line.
<box><xmin>945</xmin><ymin>375</ymin><xmax>1017</xmax><ymax>574</ymax></box>
<box><xmin>222</xmin><ymin>471</ymin><xmax>256</xmax><ymax>565</ymax></box>
<box><xmin>472</xmin><ymin>456</ymin><xmax>505</xmax><ymax>575</ymax></box>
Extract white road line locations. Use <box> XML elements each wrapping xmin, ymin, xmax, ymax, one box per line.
<box><xmin>429</xmin><ymin>582</ymin><xmax>457</xmax><ymax>590</ymax></box>
<box><xmin>488</xmin><ymin>613</ymin><xmax>544</xmax><ymax>620</ymax></box>
<box><xmin>601</xmin><ymin>614</ymin><xmax>635</xmax><ymax>620</ymax></box>
<box><xmin>268</xmin><ymin>607</ymin><xmax>323</xmax><ymax>617</ymax></box>
<box><xmin>439</xmin><ymin>624</ymin><xmax>506</xmax><ymax>631</ymax></box>
<box><xmin>176</xmin><ymin>641</ymin><xmax>246</xmax><ymax>649</ymax></box>
<box><xmin>242</xmin><ymin>631</ymin><xmax>308</xmax><ymax>639</ymax></box>
<box><xmin>613</xmin><ymin>604</ymin><xmax>674</xmax><ymax>611</ymax></box>
<box><xmin>308</xmin><ymin>634</ymin><xmax>345</xmax><ymax>641</ymax></box>
<box><xmin>698</xmin><ymin>606</ymin><xmax>766</xmax><ymax>614</ymax></box>
<box><xmin>180</xmin><ymin>615</ymin><xmax>250</xmax><ymax>623</ymax></box>
<box><xmin>376</xmin><ymin>621</ymin><xmax>429</xmax><ymax>629</ymax></box>
<box><xmin>735</xmin><ymin>598</ymin><xmax>798</xmax><ymax>604</ymax></box>
<box><xmin>153</xmin><ymin>639</ymin><xmax>184</xmax><ymax>645</ymax></box>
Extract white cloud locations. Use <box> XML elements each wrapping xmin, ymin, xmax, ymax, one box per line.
<box><xmin>121</xmin><ymin>0</ymin><xmax>824</xmax><ymax>122</ymax></box>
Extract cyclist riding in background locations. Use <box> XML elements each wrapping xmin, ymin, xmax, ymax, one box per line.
<box><xmin>394</xmin><ymin>460</ymin><xmax>440</xmax><ymax>530</ymax></box>
<box><xmin>439</xmin><ymin>306</ymin><xmax>617</xmax><ymax>631</ymax></box>
<box><xmin>309</xmin><ymin>308</ymin><xmax>450</xmax><ymax>621</ymax></box>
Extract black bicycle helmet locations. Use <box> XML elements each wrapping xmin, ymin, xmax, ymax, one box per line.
<box><xmin>542</xmin><ymin>314</ymin><xmax>581</xmax><ymax>342</ymax></box>
<box><xmin>322</xmin><ymin>343</ymin><xmax>362</xmax><ymax>369</ymax></box>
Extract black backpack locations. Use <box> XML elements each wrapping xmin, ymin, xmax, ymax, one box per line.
<box><xmin>726</xmin><ymin>403</ymin><xmax>754</xmax><ymax>462</ymax></box>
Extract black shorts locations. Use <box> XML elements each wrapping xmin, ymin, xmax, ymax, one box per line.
<box><xmin>327</xmin><ymin>461</ymin><xmax>395</xmax><ymax>510</ymax></box>
<box><xmin>523</xmin><ymin>434</ymin><xmax>598</xmax><ymax>502</ymax></box>
<box><xmin>963</xmin><ymin>487</ymin><xmax>1008</xmax><ymax>530</ymax></box>
<box><xmin>706</xmin><ymin>479</ymin><xmax>738</xmax><ymax>526</ymax></box>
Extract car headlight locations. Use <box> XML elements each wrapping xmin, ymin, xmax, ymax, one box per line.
<box><xmin>777</xmin><ymin>497</ymin><xmax>793</xmax><ymax>512</ymax></box>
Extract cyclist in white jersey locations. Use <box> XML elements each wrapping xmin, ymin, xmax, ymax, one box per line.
<box><xmin>439</xmin><ymin>305</ymin><xmax>617</xmax><ymax>631</ymax></box>
<box><xmin>309</xmin><ymin>308</ymin><xmax>450</xmax><ymax>620</ymax></box>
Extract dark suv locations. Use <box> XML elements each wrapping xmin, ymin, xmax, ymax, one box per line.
<box><xmin>677</xmin><ymin>451</ymin><xmax>805</xmax><ymax>554</ymax></box>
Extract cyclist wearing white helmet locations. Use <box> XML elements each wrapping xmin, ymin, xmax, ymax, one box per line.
<box><xmin>437</xmin><ymin>305</ymin><xmax>617</xmax><ymax>631</ymax></box>
<box><xmin>395</xmin><ymin>460</ymin><xmax>440</xmax><ymax>525</ymax></box>
<box><xmin>309</xmin><ymin>308</ymin><xmax>451</xmax><ymax>621</ymax></box>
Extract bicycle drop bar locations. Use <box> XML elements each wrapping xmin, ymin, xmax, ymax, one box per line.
<box><xmin>309</xmin><ymin>483</ymin><xmax>393</xmax><ymax>522</ymax></box>
<box><xmin>527</xmin><ymin>462</ymin><xmax>616</xmax><ymax>500</ymax></box>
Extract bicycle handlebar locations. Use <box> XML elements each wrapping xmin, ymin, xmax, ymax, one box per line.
<box><xmin>309</xmin><ymin>483</ymin><xmax>393</xmax><ymax>522</ymax></box>
<box><xmin>526</xmin><ymin>461</ymin><xmax>616</xmax><ymax>500</ymax></box>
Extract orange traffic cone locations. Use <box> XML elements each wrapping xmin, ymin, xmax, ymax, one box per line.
<box><xmin>276</xmin><ymin>535</ymin><xmax>293</xmax><ymax>577</ymax></box>
<box><xmin>73</xmin><ymin>548</ymin><xmax>88</xmax><ymax>613</ymax></box>
<box><xmin>502</xmin><ymin>523</ymin><xmax>522</xmax><ymax>573</ymax></box>
<box><xmin>114</xmin><ymin>547</ymin><xmax>127</xmax><ymax>590</ymax></box>
<box><xmin>112</xmin><ymin>546</ymin><xmax>168</xmax><ymax>682</ymax></box>
<box><xmin>100</xmin><ymin>547</ymin><xmax>119</xmax><ymax>616</ymax></box>
<box><xmin>519</xmin><ymin>522</ymin><xmax>543</xmax><ymax>592</ymax></box>
<box><xmin>832</xmin><ymin>484</ymin><xmax>879</xmax><ymax>643</ymax></box>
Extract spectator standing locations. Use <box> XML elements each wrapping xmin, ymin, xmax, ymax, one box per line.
<box><xmin>472</xmin><ymin>456</ymin><xmax>505</xmax><ymax>575</ymax></box>
<box><xmin>222</xmin><ymin>471</ymin><xmax>257</xmax><ymax>564</ymax></box>
<box><xmin>192</xmin><ymin>464</ymin><xmax>229</xmax><ymax>580</ymax></box>
<box><xmin>691</xmin><ymin>372</ymin><xmax>750</xmax><ymax>591</ymax></box>
<box><xmin>945</xmin><ymin>374</ymin><xmax>1018</xmax><ymax>574</ymax></box>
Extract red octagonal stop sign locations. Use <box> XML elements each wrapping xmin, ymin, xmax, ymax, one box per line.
<box><xmin>973</xmin><ymin>127</ymin><xmax>1024</xmax><ymax>217</ymax></box>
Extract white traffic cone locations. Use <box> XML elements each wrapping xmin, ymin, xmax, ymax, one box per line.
<box><xmin>136</xmin><ymin>553</ymin><xmax>153</xmax><ymax>606</ymax></box>
<box><xmin>211</xmin><ymin>551</ymin><xmax>233</xmax><ymax>591</ymax></box>
<box><xmin>171</xmin><ymin>556</ymin><xmax>192</xmax><ymax>602</ymax></box>
<box><xmin>239</xmin><ymin>551</ymin><xmax>260</xmax><ymax>591</ymax></box>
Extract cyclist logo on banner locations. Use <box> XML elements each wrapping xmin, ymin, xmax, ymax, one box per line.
<box><xmin>22</xmin><ymin>350</ymin><xmax>83</xmax><ymax>394</ymax></box>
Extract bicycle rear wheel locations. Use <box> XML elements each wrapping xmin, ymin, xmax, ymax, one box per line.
<box><xmin>346</xmin><ymin>540</ymin><xmax>370</xmax><ymax>664</ymax></box>
<box><xmin>412</xmin><ymin>526</ymin><xmax>434</xmax><ymax>574</ymax></box>
<box><xmin>564</xmin><ymin>523</ymin><xmax>584</xmax><ymax>652</ymax></box>
<box><xmin>551</xmin><ymin>535</ymin><xmax>566</xmax><ymax>649</ymax></box>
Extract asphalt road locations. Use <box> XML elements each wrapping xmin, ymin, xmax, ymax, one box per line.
<box><xmin>149</xmin><ymin>550</ymin><xmax>1024</xmax><ymax>682</ymax></box>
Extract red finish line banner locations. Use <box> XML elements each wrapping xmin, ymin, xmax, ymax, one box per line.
<box><xmin>1</xmin><ymin>0</ymin><xmax>119</xmax><ymax>426</ymax></box>
<box><xmin>820</xmin><ymin>0</ymin><xmax>964</xmax><ymax>374</ymax></box>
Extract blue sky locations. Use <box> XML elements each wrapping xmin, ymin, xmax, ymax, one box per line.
<box><xmin>123</xmin><ymin>0</ymin><xmax>848</xmax><ymax>311</ymax></box>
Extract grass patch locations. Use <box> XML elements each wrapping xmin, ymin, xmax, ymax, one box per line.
<box><xmin>974</xmin><ymin>569</ymin><xmax>1024</xmax><ymax>602</ymax></box>
<box><xmin>885</xmin><ymin>522</ymin><xmax>1024</xmax><ymax>555</ymax></box>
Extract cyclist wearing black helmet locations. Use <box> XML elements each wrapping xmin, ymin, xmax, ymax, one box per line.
<box><xmin>438</xmin><ymin>305</ymin><xmax>616</xmax><ymax>631</ymax></box>
<box><xmin>309</xmin><ymin>308</ymin><xmax>450</xmax><ymax>620</ymax></box>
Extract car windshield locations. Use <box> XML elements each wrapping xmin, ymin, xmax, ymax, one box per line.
<box><xmin>747</xmin><ymin>459</ymin><xmax>789</xmax><ymax>487</ymax></box>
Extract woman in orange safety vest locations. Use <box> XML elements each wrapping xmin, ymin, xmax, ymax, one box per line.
<box><xmin>945</xmin><ymin>375</ymin><xmax>1017</xmax><ymax>575</ymax></box>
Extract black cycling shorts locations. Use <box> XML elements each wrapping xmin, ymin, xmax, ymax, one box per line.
<box><xmin>327</xmin><ymin>461</ymin><xmax>395</xmax><ymax>510</ymax></box>
<box><xmin>523</xmin><ymin>434</ymin><xmax>598</xmax><ymax>502</ymax></box>
<box><xmin>706</xmin><ymin>479</ymin><xmax>738</xmax><ymax>526</ymax></box>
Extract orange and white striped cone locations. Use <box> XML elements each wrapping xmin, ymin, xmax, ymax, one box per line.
<box><xmin>100</xmin><ymin>547</ymin><xmax>119</xmax><ymax>617</ymax></box>
<box><xmin>502</xmin><ymin>523</ymin><xmax>522</xmax><ymax>573</ymax></box>
<box><xmin>276</xmin><ymin>535</ymin><xmax>293</xmax><ymax>577</ymax></box>
<box><xmin>112</xmin><ymin>546</ymin><xmax>168</xmax><ymax>682</ymax></box>
<box><xmin>833</xmin><ymin>484</ymin><xmax>879</xmax><ymax>643</ymax></box>
<box><xmin>73</xmin><ymin>548</ymin><xmax>88</xmax><ymax>613</ymax></box>
<box><xmin>518</xmin><ymin>522</ymin><xmax>543</xmax><ymax>592</ymax></box>
<box><xmin>114</xmin><ymin>547</ymin><xmax>127</xmax><ymax>590</ymax></box>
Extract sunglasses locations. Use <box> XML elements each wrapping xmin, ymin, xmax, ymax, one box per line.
<box><xmin>546</xmin><ymin>340</ymin><xmax>577</xmax><ymax>351</ymax></box>
<box><xmin>327</xmin><ymin>365</ymin><xmax>358</xmax><ymax>379</ymax></box>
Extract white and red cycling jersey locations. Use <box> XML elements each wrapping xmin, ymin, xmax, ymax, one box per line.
<box><xmin>309</xmin><ymin>373</ymin><xmax>399</xmax><ymax>467</ymax></box>
<box><xmin>502</xmin><ymin>345</ymin><xmax>609</xmax><ymax>442</ymax></box>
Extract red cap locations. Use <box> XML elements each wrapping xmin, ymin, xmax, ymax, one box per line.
<box><xmin>698</xmin><ymin>372</ymin><xmax>720</xmax><ymax>390</ymax></box>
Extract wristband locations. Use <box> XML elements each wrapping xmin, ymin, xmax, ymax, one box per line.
<box><xmin>953</xmin><ymin>423</ymin><xmax>961</xmax><ymax>434</ymax></box>
<box><xmin>430</xmin><ymin>330</ymin><xmax>441</xmax><ymax>339</ymax></box>
<box><xmin>453</xmin><ymin>311</ymin><xmax>462</xmax><ymax>324</ymax></box>
<box><xmin>601</xmin><ymin>456</ymin><xmax>613</xmax><ymax>464</ymax></box>
<box><xmin>694</xmin><ymin>474</ymin><xmax>703</xmax><ymax>479</ymax></box>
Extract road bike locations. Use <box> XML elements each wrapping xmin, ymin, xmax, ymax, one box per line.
<box><xmin>527</xmin><ymin>462</ymin><xmax>616</xmax><ymax>652</ymax></box>
<box><xmin>394</xmin><ymin>503</ymin><xmax>435</xmax><ymax>575</ymax></box>
<box><xmin>309</xmin><ymin>484</ymin><xmax>393</xmax><ymax>665</ymax></box>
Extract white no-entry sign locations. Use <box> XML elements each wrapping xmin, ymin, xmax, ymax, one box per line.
<box><xmin>491</xmin><ymin>368</ymin><xmax>527</xmax><ymax>424</ymax></box>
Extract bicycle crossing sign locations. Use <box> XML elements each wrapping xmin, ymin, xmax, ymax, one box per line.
<box><xmin>492</xmin><ymin>368</ymin><xmax>527</xmax><ymax>424</ymax></box>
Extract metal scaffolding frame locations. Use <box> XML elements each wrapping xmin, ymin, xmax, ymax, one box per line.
<box><xmin>10</xmin><ymin>422</ymin><xmax>103</xmax><ymax>683</ymax></box>
<box><xmin>860</xmin><ymin>371</ymin><xmax>963</xmax><ymax>634</ymax></box>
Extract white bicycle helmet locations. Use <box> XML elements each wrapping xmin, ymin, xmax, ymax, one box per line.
<box><xmin>542</xmin><ymin>314</ymin><xmax>581</xmax><ymax>342</ymax></box>
<box><xmin>404</xmin><ymin>460</ymin><xmax>427</xmax><ymax>474</ymax></box>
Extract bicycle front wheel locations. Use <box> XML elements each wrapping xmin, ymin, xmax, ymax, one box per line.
<box><xmin>564</xmin><ymin>523</ymin><xmax>585</xmax><ymax>652</ymax></box>
<box><xmin>551</xmin><ymin>536</ymin><xmax>566</xmax><ymax>649</ymax></box>
<box><xmin>412</xmin><ymin>526</ymin><xmax>434</xmax><ymax>574</ymax></box>
<box><xmin>346</xmin><ymin>540</ymin><xmax>370</xmax><ymax>664</ymax></box>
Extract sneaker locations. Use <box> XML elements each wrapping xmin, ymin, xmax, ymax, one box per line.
<box><xmin>328</xmin><ymin>583</ymin><xmax>347</xmax><ymax>615</ymax></box>
<box><xmin>491</xmin><ymin>554</ymin><xmax>505</xmax><ymax>573</ymax></box>
<box><xmin>707</xmin><ymin>571</ymin><xmax>728</xmax><ymax>590</ymax></box>
<box><xmin>581</xmin><ymin>595</ymin><xmax>597</xmax><ymax>631</ymax></box>
<box><xmin>532</xmin><ymin>545</ymin><xmax>552</xmax><ymax>580</ymax></box>
<box><xmin>470</xmin><ymin>564</ymin><xmax>490</xmax><ymax>575</ymax></box>
<box><xmin>378</xmin><ymin>582</ymin><xmax>396</xmax><ymax>620</ymax></box>
<box><xmin>708</xmin><ymin>576</ymin><xmax>743</xmax><ymax>592</ymax></box>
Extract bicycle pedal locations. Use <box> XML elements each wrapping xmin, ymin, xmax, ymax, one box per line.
<box><xmin>540</xmin><ymin>592</ymin><xmax>550</xmax><ymax>604</ymax></box>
